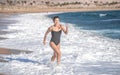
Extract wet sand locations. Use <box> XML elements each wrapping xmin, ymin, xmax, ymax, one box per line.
<box><xmin>0</xmin><ymin>56</ymin><xmax>8</xmax><ymax>62</ymax></box>
<box><xmin>0</xmin><ymin>74</ymin><xmax>5</xmax><ymax>75</ymax></box>
<box><xmin>0</xmin><ymin>37</ymin><xmax>8</xmax><ymax>40</ymax></box>
<box><xmin>0</xmin><ymin>47</ymin><xmax>32</xmax><ymax>63</ymax></box>
<box><xmin>0</xmin><ymin>48</ymin><xmax>32</xmax><ymax>55</ymax></box>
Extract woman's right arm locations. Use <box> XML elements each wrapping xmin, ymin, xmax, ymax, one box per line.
<box><xmin>43</xmin><ymin>27</ymin><xmax>52</xmax><ymax>45</ymax></box>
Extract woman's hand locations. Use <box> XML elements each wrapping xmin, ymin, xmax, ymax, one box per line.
<box><xmin>65</xmin><ymin>24</ymin><xmax>68</xmax><ymax>34</ymax></box>
<box><xmin>43</xmin><ymin>26</ymin><xmax>52</xmax><ymax>45</ymax></box>
<box><xmin>61</xmin><ymin>24</ymin><xmax>68</xmax><ymax>35</ymax></box>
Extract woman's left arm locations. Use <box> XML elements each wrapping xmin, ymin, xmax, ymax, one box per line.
<box><xmin>61</xmin><ymin>25</ymin><xmax>68</xmax><ymax>35</ymax></box>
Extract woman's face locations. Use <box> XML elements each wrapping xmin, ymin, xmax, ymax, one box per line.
<box><xmin>54</xmin><ymin>18</ymin><xmax>60</xmax><ymax>25</ymax></box>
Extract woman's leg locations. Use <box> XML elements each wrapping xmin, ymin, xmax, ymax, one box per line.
<box><xmin>50</xmin><ymin>42</ymin><xmax>61</xmax><ymax>65</ymax></box>
<box><xmin>57</xmin><ymin>44</ymin><xmax>61</xmax><ymax>65</ymax></box>
<box><xmin>51</xmin><ymin>52</ymin><xmax>57</xmax><ymax>62</ymax></box>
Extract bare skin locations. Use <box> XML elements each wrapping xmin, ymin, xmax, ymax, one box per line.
<box><xmin>43</xmin><ymin>18</ymin><xmax>68</xmax><ymax>65</ymax></box>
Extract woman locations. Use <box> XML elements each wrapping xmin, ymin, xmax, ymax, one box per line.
<box><xmin>43</xmin><ymin>16</ymin><xmax>68</xmax><ymax>65</ymax></box>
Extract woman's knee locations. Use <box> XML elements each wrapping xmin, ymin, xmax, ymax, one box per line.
<box><xmin>56</xmin><ymin>51</ymin><xmax>61</xmax><ymax>56</ymax></box>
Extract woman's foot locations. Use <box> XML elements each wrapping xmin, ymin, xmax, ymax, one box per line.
<box><xmin>47</xmin><ymin>61</ymin><xmax>55</xmax><ymax>67</ymax></box>
<box><xmin>57</xmin><ymin>61</ymin><xmax>60</xmax><ymax>65</ymax></box>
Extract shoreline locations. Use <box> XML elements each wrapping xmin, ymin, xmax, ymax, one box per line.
<box><xmin>0</xmin><ymin>7</ymin><xmax>120</xmax><ymax>14</ymax></box>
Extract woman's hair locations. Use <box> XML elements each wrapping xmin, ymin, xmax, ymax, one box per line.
<box><xmin>53</xmin><ymin>16</ymin><xmax>59</xmax><ymax>21</ymax></box>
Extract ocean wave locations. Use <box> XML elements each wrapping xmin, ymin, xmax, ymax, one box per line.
<box><xmin>100</xmin><ymin>19</ymin><xmax>120</xmax><ymax>21</ymax></box>
<box><xmin>90</xmin><ymin>29</ymin><xmax>120</xmax><ymax>33</ymax></box>
<box><xmin>99</xmin><ymin>14</ymin><xmax>107</xmax><ymax>17</ymax></box>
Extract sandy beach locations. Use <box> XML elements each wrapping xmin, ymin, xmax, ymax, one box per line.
<box><xmin>0</xmin><ymin>8</ymin><xmax>120</xmax><ymax>14</ymax></box>
<box><xmin>0</xmin><ymin>0</ymin><xmax>120</xmax><ymax>13</ymax></box>
<box><xmin>0</xmin><ymin>8</ymin><xmax>120</xmax><ymax>13</ymax></box>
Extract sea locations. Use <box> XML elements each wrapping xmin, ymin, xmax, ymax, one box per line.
<box><xmin>0</xmin><ymin>10</ymin><xmax>120</xmax><ymax>75</ymax></box>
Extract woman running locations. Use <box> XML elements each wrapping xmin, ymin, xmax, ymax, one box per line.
<box><xmin>43</xmin><ymin>16</ymin><xmax>68</xmax><ymax>65</ymax></box>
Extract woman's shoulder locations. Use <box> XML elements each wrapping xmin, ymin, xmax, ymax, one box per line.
<box><xmin>50</xmin><ymin>25</ymin><xmax>54</xmax><ymax>28</ymax></box>
<box><xmin>48</xmin><ymin>25</ymin><xmax>54</xmax><ymax>30</ymax></box>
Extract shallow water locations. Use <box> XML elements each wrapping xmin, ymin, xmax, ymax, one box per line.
<box><xmin>0</xmin><ymin>12</ymin><xmax>120</xmax><ymax>75</ymax></box>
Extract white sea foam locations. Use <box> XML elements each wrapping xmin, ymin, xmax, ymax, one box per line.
<box><xmin>100</xmin><ymin>19</ymin><xmax>120</xmax><ymax>21</ymax></box>
<box><xmin>99</xmin><ymin>14</ymin><xmax>107</xmax><ymax>17</ymax></box>
<box><xmin>0</xmin><ymin>13</ymin><xmax>120</xmax><ymax>75</ymax></box>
